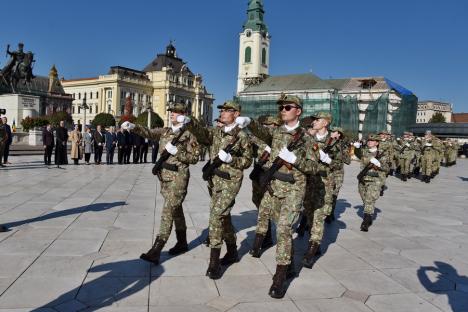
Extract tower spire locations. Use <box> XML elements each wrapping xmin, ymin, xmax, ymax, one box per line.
<box><xmin>243</xmin><ymin>0</ymin><xmax>268</xmax><ymax>34</ymax></box>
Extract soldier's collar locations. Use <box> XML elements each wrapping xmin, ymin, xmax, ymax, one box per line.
<box><xmin>369</xmin><ymin>147</ymin><xmax>378</xmax><ymax>153</ymax></box>
<box><xmin>171</xmin><ymin>124</ymin><xmax>183</xmax><ymax>133</ymax></box>
<box><xmin>315</xmin><ymin>131</ymin><xmax>329</xmax><ymax>141</ymax></box>
<box><xmin>283</xmin><ymin>121</ymin><xmax>300</xmax><ymax>132</ymax></box>
<box><xmin>223</xmin><ymin>122</ymin><xmax>237</xmax><ymax>133</ymax></box>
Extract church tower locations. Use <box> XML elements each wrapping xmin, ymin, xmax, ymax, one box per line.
<box><xmin>237</xmin><ymin>0</ymin><xmax>270</xmax><ymax>94</ymax></box>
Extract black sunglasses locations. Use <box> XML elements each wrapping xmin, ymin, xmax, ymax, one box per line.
<box><xmin>278</xmin><ymin>105</ymin><xmax>299</xmax><ymax>112</ymax></box>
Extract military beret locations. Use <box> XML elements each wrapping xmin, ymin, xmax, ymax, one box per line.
<box><xmin>367</xmin><ymin>134</ymin><xmax>381</xmax><ymax>142</ymax></box>
<box><xmin>167</xmin><ymin>102</ymin><xmax>187</xmax><ymax>113</ymax></box>
<box><xmin>314</xmin><ymin>111</ymin><xmax>333</xmax><ymax>123</ymax></box>
<box><xmin>277</xmin><ymin>93</ymin><xmax>302</xmax><ymax>107</ymax></box>
<box><xmin>217</xmin><ymin>101</ymin><xmax>241</xmax><ymax>112</ymax></box>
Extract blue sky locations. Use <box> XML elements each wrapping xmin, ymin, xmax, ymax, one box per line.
<box><xmin>1</xmin><ymin>0</ymin><xmax>467</xmax><ymax>112</ymax></box>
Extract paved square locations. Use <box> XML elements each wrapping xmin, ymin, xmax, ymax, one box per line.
<box><xmin>1</xmin><ymin>157</ymin><xmax>467</xmax><ymax>311</ymax></box>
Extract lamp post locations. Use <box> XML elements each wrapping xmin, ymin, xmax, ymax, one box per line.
<box><xmin>81</xmin><ymin>94</ymin><xmax>89</xmax><ymax>130</ymax></box>
<box><xmin>147</xmin><ymin>103</ymin><xmax>152</xmax><ymax>128</ymax></box>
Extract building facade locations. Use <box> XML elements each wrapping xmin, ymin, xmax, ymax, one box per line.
<box><xmin>416</xmin><ymin>100</ymin><xmax>452</xmax><ymax>123</ymax></box>
<box><xmin>62</xmin><ymin>43</ymin><xmax>214</xmax><ymax>126</ymax></box>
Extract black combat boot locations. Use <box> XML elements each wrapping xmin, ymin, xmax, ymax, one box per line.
<box><xmin>287</xmin><ymin>253</ymin><xmax>296</xmax><ymax>279</ymax></box>
<box><xmin>396</xmin><ymin>166</ymin><xmax>401</xmax><ymax>174</ymax></box>
<box><xmin>140</xmin><ymin>236</ymin><xmax>165</xmax><ymax>265</ymax></box>
<box><xmin>220</xmin><ymin>243</ymin><xmax>239</xmax><ymax>265</ymax></box>
<box><xmin>414</xmin><ymin>167</ymin><xmax>420</xmax><ymax>176</ymax></box>
<box><xmin>249</xmin><ymin>233</ymin><xmax>265</xmax><ymax>258</ymax></box>
<box><xmin>389</xmin><ymin>168</ymin><xmax>394</xmax><ymax>176</ymax></box>
<box><xmin>296</xmin><ymin>215</ymin><xmax>309</xmax><ymax>237</ymax></box>
<box><xmin>360</xmin><ymin>214</ymin><xmax>373</xmax><ymax>232</ymax></box>
<box><xmin>302</xmin><ymin>241</ymin><xmax>320</xmax><ymax>269</ymax></box>
<box><xmin>425</xmin><ymin>175</ymin><xmax>431</xmax><ymax>183</ymax></box>
<box><xmin>168</xmin><ymin>230</ymin><xmax>188</xmax><ymax>256</ymax></box>
<box><xmin>206</xmin><ymin>248</ymin><xmax>222</xmax><ymax>279</ymax></box>
<box><xmin>401</xmin><ymin>174</ymin><xmax>407</xmax><ymax>181</ymax></box>
<box><xmin>380</xmin><ymin>185</ymin><xmax>385</xmax><ymax>197</ymax></box>
<box><xmin>269</xmin><ymin>265</ymin><xmax>288</xmax><ymax>299</ymax></box>
<box><xmin>262</xmin><ymin>220</ymin><xmax>273</xmax><ymax>249</ymax></box>
<box><xmin>0</xmin><ymin>224</ymin><xmax>7</xmax><ymax>232</ymax></box>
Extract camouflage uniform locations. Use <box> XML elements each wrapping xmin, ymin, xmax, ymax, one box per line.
<box><xmin>394</xmin><ymin>134</ymin><xmax>414</xmax><ymax>180</ymax></box>
<box><xmin>354</xmin><ymin>134</ymin><xmax>389</xmax><ymax>231</ymax></box>
<box><xmin>330</xmin><ymin>132</ymin><xmax>351</xmax><ymax>214</ymax></box>
<box><xmin>377</xmin><ymin>133</ymin><xmax>392</xmax><ymax>193</ymax></box>
<box><xmin>432</xmin><ymin>137</ymin><xmax>443</xmax><ymax>175</ymax></box>
<box><xmin>420</xmin><ymin>137</ymin><xmax>435</xmax><ymax>182</ymax></box>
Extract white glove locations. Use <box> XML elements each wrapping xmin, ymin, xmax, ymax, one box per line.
<box><xmin>319</xmin><ymin>149</ymin><xmax>332</xmax><ymax>164</ymax></box>
<box><xmin>425</xmin><ymin>143</ymin><xmax>432</xmax><ymax>147</ymax></box>
<box><xmin>353</xmin><ymin>142</ymin><xmax>361</xmax><ymax>148</ymax></box>
<box><xmin>405</xmin><ymin>142</ymin><xmax>410</xmax><ymax>147</ymax></box>
<box><xmin>218</xmin><ymin>150</ymin><xmax>233</xmax><ymax>163</ymax></box>
<box><xmin>176</xmin><ymin>115</ymin><xmax>190</xmax><ymax>124</ymax></box>
<box><xmin>278</xmin><ymin>146</ymin><xmax>297</xmax><ymax>164</ymax></box>
<box><xmin>370</xmin><ymin>157</ymin><xmax>381</xmax><ymax>167</ymax></box>
<box><xmin>121</xmin><ymin>121</ymin><xmax>130</xmax><ymax>129</ymax></box>
<box><xmin>264</xmin><ymin>146</ymin><xmax>271</xmax><ymax>154</ymax></box>
<box><xmin>235</xmin><ymin>116</ymin><xmax>251</xmax><ymax>128</ymax></box>
<box><xmin>165</xmin><ymin>142</ymin><xmax>178</xmax><ymax>155</ymax></box>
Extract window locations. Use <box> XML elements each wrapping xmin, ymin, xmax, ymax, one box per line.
<box><xmin>78</xmin><ymin>93</ymin><xmax>81</xmax><ymax>100</ymax></box>
<box><xmin>78</xmin><ymin>106</ymin><xmax>81</xmax><ymax>114</ymax></box>
<box><xmin>89</xmin><ymin>106</ymin><xmax>92</xmax><ymax>114</ymax></box>
<box><xmin>96</xmin><ymin>105</ymin><xmax>98</xmax><ymax>113</ymax></box>
<box><xmin>90</xmin><ymin>92</ymin><xmax>93</xmax><ymax>99</ymax></box>
<box><xmin>72</xmin><ymin>106</ymin><xmax>75</xmax><ymax>114</ymax></box>
<box><xmin>244</xmin><ymin>47</ymin><xmax>251</xmax><ymax>63</ymax></box>
<box><xmin>96</xmin><ymin>92</ymin><xmax>99</xmax><ymax>99</ymax></box>
<box><xmin>72</xmin><ymin>93</ymin><xmax>75</xmax><ymax>99</ymax></box>
<box><xmin>262</xmin><ymin>48</ymin><xmax>267</xmax><ymax>65</ymax></box>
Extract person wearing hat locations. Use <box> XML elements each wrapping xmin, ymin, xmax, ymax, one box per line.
<box><xmin>431</xmin><ymin>134</ymin><xmax>444</xmax><ymax>177</ymax></box>
<box><xmin>420</xmin><ymin>130</ymin><xmax>436</xmax><ymax>183</ymax></box>
<box><xmin>301</xmin><ymin>111</ymin><xmax>342</xmax><ymax>268</ymax></box>
<box><xmin>325</xmin><ymin>126</ymin><xmax>351</xmax><ymax>223</ymax></box>
<box><xmin>353</xmin><ymin>134</ymin><xmax>389</xmax><ymax>231</ymax></box>
<box><xmin>185</xmin><ymin>100</ymin><xmax>252</xmax><ymax>280</ymax></box>
<box><xmin>121</xmin><ymin>102</ymin><xmax>200</xmax><ymax>265</ymax></box>
<box><xmin>395</xmin><ymin>132</ymin><xmax>415</xmax><ymax>181</ymax></box>
<box><xmin>377</xmin><ymin>130</ymin><xmax>393</xmax><ymax>196</ymax></box>
<box><xmin>236</xmin><ymin>94</ymin><xmax>319</xmax><ymax>298</ymax></box>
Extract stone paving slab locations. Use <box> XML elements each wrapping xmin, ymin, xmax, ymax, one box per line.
<box><xmin>0</xmin><ymin>156</ymin><xmax>467</xmax><ymax>311</ymax></box>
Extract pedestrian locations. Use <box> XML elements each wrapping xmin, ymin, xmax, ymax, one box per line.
<box><xmin>122</xmin><ymin>102</ymin><xmax>200</xmax><ymax>266</ymax></box>
<box><xmin>140</xmin><ymin>138</ymin><xmax>149</xmax><ymax>163</ymax></box>
<box><xmin>0</xmin><ymin>118</ymin><xmax>8</xmax><ymax>168</ymax></box>
<box><xmin>1</xmin><ymin>117</ymin><xmax>12</xmax><ymax>164</ymax></box>
<box><xmin>123</xmin><ymin>128</ymin><xmax>132</xmax><ymax>164</ymax></box>
<box><xmin>239</xmin><ymin>94</ymin><xmax>318</xmax><ymax>298</ymax></box>
<box><xmin>93</xmin><ymin>125</ymin><xmax>105</xmax><ymax>164</ymax></box>
<box><xmin>42</xmin><ymin>124</ymin><xmax>54</xmax><ymax>165</ymax></box>
<box><xmin>132</xmin><ymin>132</ymin><xmax>142</xmax><ymax>164</ymax></box>
<box><xmin>55</xmin><ymin>120</ymin><xmax>68</xmax><ymax>168</ymax></box>
<box><xmin>117</xmin><ymin>127</ymin><xmax>126</xmax><ymax>165</ymax></box>
<box><xmin>105</xmin><ymin>126</ymin><xmax>117</xmax><ymax>164</ymax></box>
<box><xmin>70</xmin><ymin>125</ymin><xmax>82</xmax><ymax>165</ymax></box>
<box><xmin>83</xmin><ymin>126</ymin><xmax>93</xmax><ymax>165</ymax></box>
<box><xmin>188</xmin><ymin>101</ymin><xmax>252</xmax><ymax>280</ymax></box>
<box><xmin>150</xmin><ymin>139</ymin><xmax>159</xmax><ymax>164</ymax></box>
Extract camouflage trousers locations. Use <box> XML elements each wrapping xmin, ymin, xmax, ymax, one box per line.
<box><xmin>399</xmin><ymin>157</ymin><xmax>412</xmax><ymax>174</ymax></box>
<box><xmin>158</xmin><ymin>173</ymin><xmax>189</xmax><ymax>241</ymax></box>
<box><xmin>332</xmin><ymin>169</ymin><xmax>344</xmax><ymax>197</ymax></box>
<box><xmin>304</xmin><ymin>173</ymin><xmax>335</xmax><ymax>244</ymax></box>
<box><xmin>420</xmin><ymin>153</ymin><xmax>434</xmax><ymax>176</ymax></box>
<box><xmin>208</xmin><ymin>177</ymin><xmax>242</xmax><ymax>249</ymax></box>
<box><xmin>358</xmin><ymin>177</ymin><xmax>383</xmax><ymax>215</ymax></box>
<box><xmin>256</xmin><ymin>187</ymin><xmax>304</xmax><ymax>265</ymax></box>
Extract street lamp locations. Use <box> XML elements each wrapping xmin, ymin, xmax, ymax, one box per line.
<box><xmin>81</xmin><ymin>94</ymin><xmax>89</xmax><ymax>129</ymax></box>
<box><xmin>147</xmin><ymin>102</ymin><xmax>152</xmax><ymax>128</ymax></box>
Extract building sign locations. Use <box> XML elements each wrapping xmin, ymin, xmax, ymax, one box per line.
<box><xmin>21</xmin><ymin>97</ymin><xmax>37</xmax><ymax>108</ymax></box>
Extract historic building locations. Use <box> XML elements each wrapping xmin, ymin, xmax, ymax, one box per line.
<box><xmin>235</xmin><ymin>0</ymin><xmax>418</xmax><ymax>138</ymax></box>
<box><xmin>62</xmin><ymin>43</ymin><xmax>214</xmax><ymax>126</ymax></box>
<box><xmin>416</xmin><ymin>100</ymin><xmax>452</xmax><ymax>123</ymax></box>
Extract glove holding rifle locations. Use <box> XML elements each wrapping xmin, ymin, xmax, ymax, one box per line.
<box><xmin>152</xmin><ymin>123</ymin><xmax>188</xmax><ymax>178</ymax></box>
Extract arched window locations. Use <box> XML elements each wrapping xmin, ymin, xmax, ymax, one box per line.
<box><xmin>244</xmin><ymin>47</ymin><xmax>252</xmax><ymax>63</ymax></box>
<box><xmin>262</xmin><ymin>48</ymin><xmax>267</xmax><ymax>65</ymax></box>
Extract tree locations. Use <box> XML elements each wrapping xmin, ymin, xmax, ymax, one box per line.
<box><xmin>20</xmin><ymin>116</ymin><xmax>49</xmax><ymax>132</ymax></box>
<box><xmin>135</xmin><ymin>111</ymin><xmax>164</xmax><ymax>128</ymax></box>
<box><xmin>92</xmin><ymin>113</ymin><xmax>116</xmax><ymax>128</ymax></box>
<box><xmin>47</xmin><ymin>111</ymin><xmax>73</xmax><ymax>128</ymax></box>
<box><xmin>429</xmin><ymin>112</ymin><xmax>446</xmax><ymax>123</ymax></box>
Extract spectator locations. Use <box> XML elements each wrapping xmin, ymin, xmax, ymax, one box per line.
<box><xmin>105</xmin><ymin>126</ymin><xmax>117</xmax><ymax>164</ymax></box>
<box><xmin>93</xmin><ymin>125</ymin><xmax>105</xmax><ymax>164</ymax></box>
<box><xmin>117</xmin><ymin>127</ymin><xmax>125</xmax><ymax>165</ymax></box>
<box><xmin>70</xmin><ymin>124</ymin><xmax>82</xmax><ymax>165</ymax></box>
<box><xmin>150</xmin><ymin>139</ymin><xmax>159</xmax><ymax>164</ymax></box>
<box><xmin>1</xmin><ymin>117</ymin><xmax>12</xmax><ymax>164</ymax></box>
<box><xmin>83</xmin><ymin>126</ymin><xmax>93</xmax><ymax>165</ymax></box>
<box><xmin>42</xmin><ymin>124</ymin><xmax>54</xmax><ymax>165</ymax></box>
<box><xmin>55</xmin><ymin>120</ymin><xmax>68</xmax><ymax>168</ymax></box>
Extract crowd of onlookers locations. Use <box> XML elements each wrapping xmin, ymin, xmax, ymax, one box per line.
<box><xmin>41</xmin><ymin>121</ymin><xmax>160</xmax><ymax>168</ymax></box>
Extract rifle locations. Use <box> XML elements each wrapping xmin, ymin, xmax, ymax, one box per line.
<box><xmin>249</xmin><ymin>148</ymin><xmax>270</xmax><ymax>181</ymax></box>
<box><xmin>357</xmin><ymin>150</ymin><xmax>384</xmax><ymax>182</ymax></box>
<box><xmin>322</xmin><ymin>137</ymin><xmax>338</xmax><ymax>154</ymax></box>
<box><xmin>258</xmin><ymin>129</ymin><xmax>304</xmax><ymax>195</ymax></box>
<box><xmin>202</xmin><ymin>126</ymin><xmax>242</xmax><ymax>181</ymax></box>
<box><xmin>152</xmin><ymin>126</ymin><xmax>187</xmax><ymax>179</ymax></box>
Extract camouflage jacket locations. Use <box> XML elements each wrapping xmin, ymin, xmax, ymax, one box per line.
<box><xmin>379</xmin><ymin>139</ymin><xmax>394</xmax><ymax>159</ymax></box>
<box><xmin>354</xmin><ymin>146</ymin><xmax>390</xmax><ymax>179</ymax></box>
<box><xmin>132</xmin><ymin>125</ymin><xmax>199</xmax><ymax>181</ymax></box>
<box><xmin>395</xmin><ymin>139</ymin><xmax>415</xmax><ymax>159</ymax></box>
<box><xmin>188</xmin><ymin>120</ymin><xmax>252</xmax><ymax>183</ymax></box>
<box><xmin>309</xmin><ymin>132</ymin><xmax>343</xmax><ymax>176</ymax></box>
<box><xmin>248</xmin><ymin>120</ymin><xmax>318</xmax><ymax>198</ymax></box>
<box><xmin>335</xmin><ymin>139</ymin><xmax>351</xmax><ymax>170</ymax></box>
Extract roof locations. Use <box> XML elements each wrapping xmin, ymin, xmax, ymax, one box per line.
<box><xmin>15</xmin><ymin>75</ymin><xmax>67</xmax><ymax>95</ymax></box>
<box><xmin>143</xmin><ymin>53</ymin><xmax>193</xmax><ymax>75</ymax></box>
<box><xmin>242</xmin><ymin>73</ymin><xmax>332</xmax><ymax>93</ymax></box>
<box><xmin>409</xmin><ymin>122</ymin><xmax>468</xmax><ymax>137</ymax></box>
<box><xmin>108</xmin><ymin>66</ymin><xmax>149</xmax><ymax>81</ymax></box>
<box><xmin>452</xmin><ymin>113</ymin><xmax>468</xmax><ymax>123</ymax></box>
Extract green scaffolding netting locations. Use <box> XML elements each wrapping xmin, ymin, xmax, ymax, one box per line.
<box><xmin>362</xmin><ymin>93</ymin><xmax>389</xmax><ymax>137</ymax></box>
<box><xmin>391</xmin><ymin>94</ymin><xmax>418</xmax><ymax>137</ymax></box>
<box><xmin>333</xmin><ymin>94</ymin><xmax>359</xmax><ymax>137</ymax></box>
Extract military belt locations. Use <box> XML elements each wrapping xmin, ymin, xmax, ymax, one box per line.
<box><xmin>161</xmin><ymin>162</ymin><xmax>178</xmax><ymax>172</ymax></box>
<box><xmin>213</xmin><ymin>168</ymin><xmax>231</xmax><ymax>180</ymax></box>
<box><xmin>272</xmin><ymin>171</ymin><xmax>295</xmax><ymax>183</ymax></box>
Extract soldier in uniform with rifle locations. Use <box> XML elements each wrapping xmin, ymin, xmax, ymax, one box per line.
<box><xmin>353</xmin><ymin>134</ymin><xmax>389</xmax><ymax>232</ymax></box>
<box><xmin>186</xmin><ymin>101</ymin><xmax>252</xmax><ymax>280</ymax></box>
<box><xmin>121</xmin><ymin>102</ymin><xmax>200</xmax><ymax>266</ymax></box>
<box><xmin>236</xmin><ymin>94</ymin><xmax>319</xmax><ymax>299</ymax></box>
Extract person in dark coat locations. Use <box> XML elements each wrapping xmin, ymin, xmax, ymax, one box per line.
<box><xmin>93</xmin><ymin>125</ymin><xmax>105</xmax><ymax>164</ymax></box>
<box><xmin>1</xmin><ymin>117</ymin><xmax>12</xmax><ymax>164</ymax></box>
<box><xmin>124</xmin><ymin>128</ymin><xmax>132</xmax><ymax>164</ymax></box>
<box><xmin>132</xmin><ymin>132</ymin><xmax>143</xmax><ymax>164</ymax></box>
<box><xmin>150</xmin><ymin>139</ymin><xmax>159</xmax><ymax>164</ymax></box>
<box><xmin>55</xmin><ymin>121</ymin><xmax>68</xmax><ymax>168</ymax></box>
<box><xmin>105</xmin><ymin>126</ymin><xmax>117</xmax><ymax>164</ymax></box>
<box><xmin>117</xmin><ymin>127</ymin><xmax>126</xmax><ymax>165</ymax></box>
<box><xmin>140</xmin><ymin>137</ymin><xmax>149</xmax><ymax>163</ymax></box>
<box><xmin>42</xmin><ymin>124</ymin><xmax>54</xmax><ymax>165</ymax></box>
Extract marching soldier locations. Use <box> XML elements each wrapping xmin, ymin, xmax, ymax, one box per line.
<box><xmin>378</xmin><ymin>131</ymin><xmax>393</xmax><ymax>196</ymax></box>
<box><xmin>237</xmin><ymin>94</ymin><xmax>319</xmax><ymax>298</ymax></box>
<box><xmin>432</xmin><ymin>136</ymin><xmax>444</xmax><ymax>176</ymax></box>
<box><xmin>395</xmin><ymin>132</ymin><xmax>414</xmax><ymax>181</ymax></box>
<box><xmin>353</xmin><ymin>134</ymin><xmax>389</xmax><ymax>231</ymax></box>
<box><xmin>420</xmin><ymin>130</ymin><xmax>436</xmax><ymax>183</ymax></box>
<box><xmin>187</xmin><ymin>101</ymin><xmax>252</xmax><ymax>280</ymax></box>
<box><xmin>121</xmin><ymin>103</ymin><xmax>200</xmax><ymax>266</ymax></box>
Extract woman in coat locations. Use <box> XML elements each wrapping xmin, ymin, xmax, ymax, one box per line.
<box><xmin>83</xmin><ymin>126</ymin><xmax>93</xmax><ymax>165</ymax></box>
<box><xmin>70</xmin><ymin>125</ymin><xmax>82</xmax><ymax>165</ymax></box>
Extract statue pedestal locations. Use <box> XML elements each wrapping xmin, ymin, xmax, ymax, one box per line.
<box><xmin>0</xmin><ymin>94</ymin><xmax>40</xmax><ymax>131</ymax></box>
<box><xmin>28</xmin><ymin>129</ymin><xmax>43</xmax><ymax>146</ymax></box>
